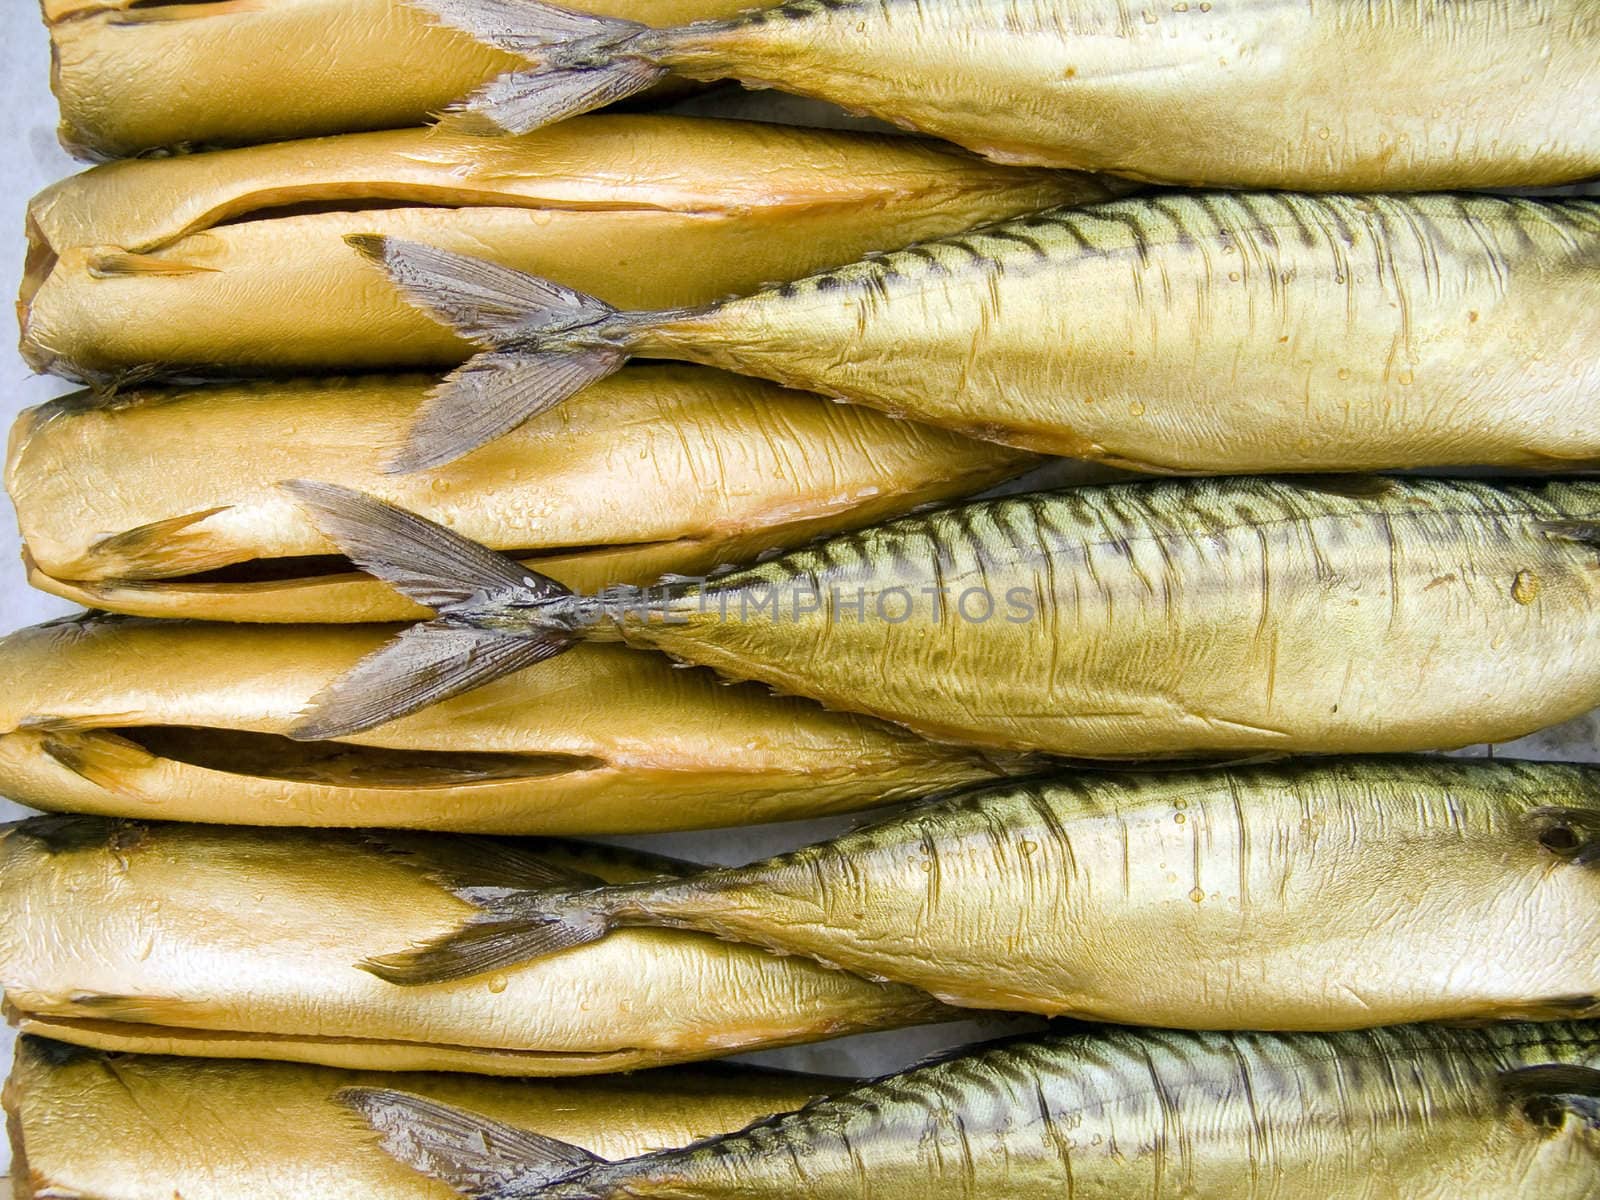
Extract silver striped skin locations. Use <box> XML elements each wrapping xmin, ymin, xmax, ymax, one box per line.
<box><xmin>649</xmin><ymin>0</ymin><xmax>1600</xmax><ymax>189</ymax></box>
<box><xmin>608</xmin><ymin>476</ymin><xmax>1600</xmax><ymax>756</ymax></box>
<box><xmin>525</xmin><ymin>1023</ymin><xmax>1600</xmax><ymax>1198</ymax></box>
<box><xmin>579</xmin><ymin>758</ymin><xmax>1600</xmax><ymax>1028</ymax></box>
<box><xmin>644</xmin><ymin>193</ymin><xmax>1600</xmax><ymax>472</ymax></box>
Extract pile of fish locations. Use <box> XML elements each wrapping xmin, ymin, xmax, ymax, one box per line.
<box><xmin>4</xmin><ymin>0</ymin><xmax>1599</xmax><ymax>1195</ymax></box>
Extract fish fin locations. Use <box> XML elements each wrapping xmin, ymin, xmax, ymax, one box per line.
<box><xmin>360</xmin><ymin>907</ymin><xmax>611</xmax><ymax>985</ymax></box>
<box><xmin>85</xmin><ymin>251</ymin><xmax>220</xmax><ymax>279</ymax></box>
<box><xmin>38</xmin><ymin>730</ymin><xmax>157</xmax><ymax>799</ymax></box>
<box><xmin>1498</xmin><ymin>1064</ymin><xmax>1600</xmax><ymax>1131</ymax></box>
<box><xmin>1294</xmin><ymin>475</ymin><xmax>1398</xmax><ymax>500</ymax></box>
<box><xmin>339</xmin><ymin>1086</ymin><xmax>607</xmax><ymax>1199</ymax></box>
<box><xmin>358</xmin><ymin>862</ymin><xmax>627</xmax><ymax>985</ymax></box>
<box><xmin>281</xmin><ymin>480</ymin><xmax>566</xmax><ymax>611</ymax></box>
<box><xmin>389</xmin><ymin>345</ymin><xmax>626</xmax><ymax>474</ymax></box>
<box><xmin>346</xmin><ymin>235</ymin><xmax>617</xmax><ymax>346</ymax></box>
<box><xmin>1536</xmin><ymin>520</ymin><xmax>1600</xmax><ymax>551</ymax></box>
<box><xmin>292</xmin><ymin>619</ymin><xmax>570</xmax><ymax>740</ymax></box>
<box><xmin>282</xmin><ymin>483</ymin><xmax>586</xmax><ymax>737</ymax></box>
<box><xmin>408</xmin><ymin>0</ymin><xmax>645</xmax><ymax>56</ymax></box>
<box><xmin>85</xmin><ymin>506</ymin><xmax>233</xmax><ymax>581</ymax></box>
<box><xmin>443</xmin><ymin>59</ymin><xmax>670</xmax><ymax>137</ymax></box>
<box><xmin>58</xmin><ymin>991</ymin><xmax>223</xmax><ymax>1025</ymax></box>
<box><xmin>361</xmin><ymin>831</ymin><xmax>606</xmax><ymax>898</ymax></box>
<box><xmin>408</xmin><ymin>0</ymin><xmax>667</xmax><ymax>134</ymax></box>
<box><xmin>345</xmin><ymin>236</ymin><xmax>638</xmax><ymax>469</ymax></box>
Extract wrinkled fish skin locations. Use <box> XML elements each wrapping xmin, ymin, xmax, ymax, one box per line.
<box><xmin>20</xmin><ymin>117</ymin><xmax>1119</xmax><ymax>381</ymax></box>
<box><xmin>648</xmin><ymin>193</ymin><xmax>1600</xmax><ymax>472</ymax></box>
<box><xmin>376</xmin><ymin>757</ymin><xmax>1600</xmax><ymax>1030</ymax></box>
<box><xmin>0</xmin><ymin>816</ymin><xmax>955</xmax><ymax>1075</ymax></box>
<box><xmin>42</xmin><ymin>0</ymin><xmax>756</xmax><ymax>159</ymax></box>
<box><xmin>358</xmin><ymin>191</ymin><xmax>1600</xmax><ymax>473</ymax></box>
<box><xmin>290</xmin><ymin>476</ymin><xmax>1600</xmax><ymax>758</ymax></box>
<box><xmin>424</xmin><ymin>0</ymin><xmax>1600</xmax><ymax>190</ymax></box>
<box><xmin>2</xmin><ymin>1037</ymin><xmax>835</xmax><ymax>1200</ymax></box>
<box><xmin>0</xmin><ymin>616</ymin><xmax>1010</xmax><ymax>834</ymax></box>
<box><xmin>352</xmin><ymin>1022</ymin><xmax>1600</xmax><ymax>1199</ymax></box>
<box><xmin>4</xmin><ymin>367</ymin><xmax>1032</xmax><ymax>623</ymax></box>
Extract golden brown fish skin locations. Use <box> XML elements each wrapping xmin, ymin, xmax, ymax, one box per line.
<box><xmin>287</xmin><ymin>476</ymin><xmax>1600</xmax><ymax>757</ymax></box>
<box><xmin>488</xmin><ymin>0</ymin><xmax>1600</xmax><ymax>189</ymax></box>
<box><xmin>351</xmin><ymin>1023</ymin><xmax>1600</xmax><ymax>1200</ymax></box>
<box><xmin>41</xmin><ymin>0</ymin><xmax>753</xmax><ymax>159</ymax></box>
<box><xmin>492</xmin><ymin>758</ymin><xmax>1600</xmax><ymax>1030</ymax></box>
<box><xmin>634</xmin><ymin>192</ymin><xmax>1600</xmax><ymax>473</ymax></box>
<box><xmin>2</xmin><ymin>1038</ymin><xmax>835</xmax><ymax>1200</ymax></box>
<box><xmin>4</xmin><ymin>368</ymin><xmax>1032</xmax><ymax>623</ymax></box>
<box><xmin>18</xmin><ymin>117</ymin><xmax>1125</xmax><ymax>380</ymax></box>
<box><xmin>0</xmin><ymin>616</ymin><xmax>1010</xmax><ymax>833</ymax></box>
<box><xmin>0</xmin><ymin>816</ymin><xmax>954</xmax><ymax>1076</ymax></box>
<box><xmin>616</xmin><ymin>476</ymin><xmax>1600</xmax><ymax>756</ymax></box>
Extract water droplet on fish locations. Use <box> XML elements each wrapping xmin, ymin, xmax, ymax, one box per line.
<box><xmin>1130</xmin><ymin>400</ymin><xmax>1146</xmax><ymax>417</ymax></box>
<box><xmin>1174</xmin><ymin>799</ymin><xmax>1187</xmax><ymax>810</ymax></box>
<box><xmin>1189</xmin><ymin>887</ymin><xmax>1205</xmax><ymax>903</ymax></box>
<box><xmin>1397</xmin><ymin>369</ymin><xmax>1414</xmax><ymax>386</ymax></box>
<box><xmin>1317</xmin><ymin>127</ymin><xmax>1331</xmax><ymax>140</ymax></box>
<box><xmin>1019</xmin><ymin>840</ymin><xmax>1039</xmax><ymax>855</ymax></box>
<box><xmin>488</xmin><ymin>974</ymin><xmax>509</xmax><ymax>994</ymax></box>
<box><xmin>1336</xmin><ymin>367</ymin><xmax>1351</xmax><ymax>380</ymax></box>
<box><xmin>1174</xmin><ymin>812</ymin><xmax>1186</xmax><ymax>824</ymax></box>
<box><xmin>1166</xmin><ymin>871</ymin><xmax>1179</xmax><ymax>883</ymax></box>
<box><xmin>1512</xmin><ymin>570</ymin><xmax>1540</xmax><ymax>606</ymax></box>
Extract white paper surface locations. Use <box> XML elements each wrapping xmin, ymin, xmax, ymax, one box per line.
<box><xmin>1</xmin><ymin>0</ymin><xmax>1598</xmax><ymax>1183</ymax></box>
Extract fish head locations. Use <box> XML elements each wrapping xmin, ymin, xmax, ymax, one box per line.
<box><xmin>0</xmin><ymin>615</ymin><xmax>1006</xmax><ymax>834</ymax></box>
<box><xmin>6</xmin><ymin>368</ymin><xmax>1029</xmax><ymax>623</ymax></box>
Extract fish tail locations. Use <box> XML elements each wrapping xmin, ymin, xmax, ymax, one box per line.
<box><xmin>281</xmin><ymin>480</ymin><xmax>588</xmax><ymax>739</ymax></box>
<box><xmin>409</xmin><ymin>0</ymin><xmax>670</xmax><ymax>134</ymax></box>
<box><xmin>339</xmin><ymin>1086</ymin><xmax>611</xmax><ymax>1199</ymax></box>
<box><xmin>359</xmin><ymin>883</ymin><xmax>625</xmax><ymax>985</ymax></box>
<box><xmin>347</xmin><ymin>234</ymin><xmax>646</xmax><ymax>472</ymax></box>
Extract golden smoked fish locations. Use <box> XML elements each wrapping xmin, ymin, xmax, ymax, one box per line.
<box><xmin>3</xmin><ymin>1038</ymin><xmax>835</xmax><ymax>1200</ymax></box>
<box><xmin>346</xmin><ymin>1022</ymin><xmax>1600</xmax><ymax>1199</ymax></box>
<box><xmin>287</xmin><ymin>476</ymin><xmax>1600</xmax><ymax>758</ymax></box>
<box><xmin>4</xmin><ymin>370</ymin><xmax>1030</xmax><ymax>623</ymax></box>
<box><xmin>408</xmin><ymin>0</ymin><xmax>1600</xmax><ymax>190</ymax></box>
<box><xmin>0</xmin><ymin>616</ymin><xmax>1010</xmax><ymax>833</ymax></box>
<box><xmin>0</xmin><ymin>816</ymin><xmax>954</xmax><ymax>1074</ymax></box>
<box><xmin>43</xmin><ymin>0</ymin><xmax>755</xmax><ymax>159</ymax></box>
<box><xmin>347</xmin><ymin>191</ymin><xmax>1600</xmax><ymax>473</ymax></box>
<box><xmin>18</xmin><ymin>118</ymin><xmax>1121</xmax><ymax>381</ymax></box>
<box><xmin>363</xmin><ymin>758</ymin><xmax>1600</xmax><ymax>1031</ymax></box>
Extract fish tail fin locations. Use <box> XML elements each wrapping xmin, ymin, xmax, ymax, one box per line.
<box><xmin>339</xmin><ymin>1087</ymin><xmax>611</xmax><ymax>1199</ymax></box>
<box><xmin>408</xmin><ymin>0</ymin><xmax>670</xmax><ymax>134</ymax></box>
<box><xmin>281</xmin><ymin>480</ymin><xmax>587</xmax><ymax>739</ymax></box>
<box><xmin>360</xmin><ymin>883</ymin><xmax>630</xmax><ymax>986</ymax></box>
<box><xmin>347</xmin><ymin>235</ymin><xmax>644</xmax><ymax>472</ymax></box>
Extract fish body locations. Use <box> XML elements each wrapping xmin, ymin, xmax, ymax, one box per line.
<box><xmin>3</xmin><ymin>1037</ymin><xmax>835</xmax><ymax>1200</ymax></box>
<box><xmin>20</xmin><ymin>117</ymin><xmax>1115</xmax><ymax>381</ymax></box>
<box><xmin>42</xmin><ymin>0</ymin><xmax>756</xmax><ymax>158</ymax></box>
<box><xmin>0</xmin><ymin>616</ymin><xmax>1010</xmax><ymax>833</ymax></box>
<box><xmin>366</xmin><ymin>758</ymin><xmax>1600</xmax><ymax>1030</ymax></box>
<box><xmin>349</xmin><ymin>1022</ymin><xmax>1600</xmax><ymax>1199</ymax></box>
<box><xmin>419</xmin><ymin>0</ymin><xmax>1600</xmax><ymax>190</ymax></box>
<box><xmin>351</xmin><ymin>191</ymin><xmax>1600</xmax><ymax>473</ymax></box>
<box><xmin>0</xmin><ymin>816</ymin><xmax>954</xmax><ymax>1074</ymax></box>
<box><xmin>289</xmin><ymin>476</ymin><xmax>1600</xmax><ymax>758</ymax></box>
<box><xmin>4</xmin><ymin>368</ymin><xmax>1031</xmax><ymax>622</ymax></box>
